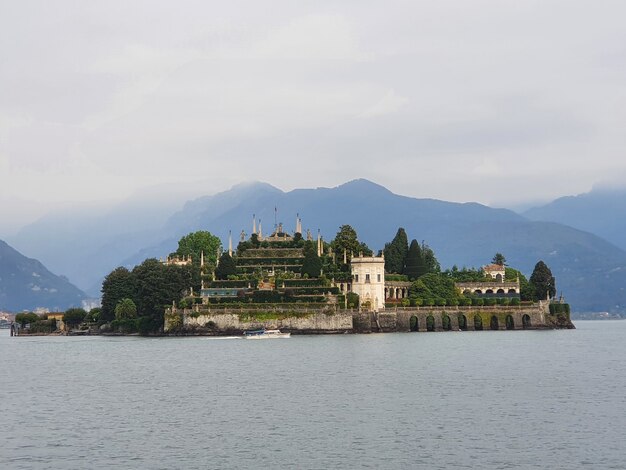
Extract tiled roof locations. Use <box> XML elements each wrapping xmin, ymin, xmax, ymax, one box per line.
<box><xmin>483</xmin><ymin>263</ymin><xmax>505</xmax><ymax>271</ymax></box>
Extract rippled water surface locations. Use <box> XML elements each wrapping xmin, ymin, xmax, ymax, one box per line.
<box><xmin>1</xmin><ymin>321</ymin><xmax>625</xmax><ymax>469</ymax></box>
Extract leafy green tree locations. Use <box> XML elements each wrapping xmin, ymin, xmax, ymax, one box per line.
<box><xmin>85</xmin><ymin>308</ymin><xmax>101</xmax><ymax>323</ymax></box>
<box><xmin>176</xmin><ymin>231</ymin><xmax>222</xmax><ymax>267</ymax></box>
<box><xmin>346</xmin><ymin>292</ymin><xmax>359</xmax><ymax>309</ymax></box>
<box><xmin>505</xmin><ymin>267</ymin><xmax>533</xmax><ymax>301</ymax></box>
<box><xmin>15</xmin><ymin>312</ymin><xmax>40</xmax><ymax>327</ymax></box>
<box><xmin>63</xmin><ymin>308</ymin><xmax>87</xmax><ymax>328</ymax></box>
<box><xmin>115</xmin><ymin>298</ymin><xmax>137</xmax><ymax>320</ymax></box>
<box><xmin>301</xmin><ymin>240</ymin><xmax>322</xmax><ymax>278</ymax></box>
<box><xmin>175</xmin><ymin>231</ymin><xmax>222</xmax><ymax>292</ymax></box>
<box><xmin>250</xmin><ymin>233</ymin><xmax>261</xmax><ymax>248</ymax></box>
<box><xmin>529</xmin><ymin>260</ymin><xmax>556</xmax><ymax>301</ymax></box>
<box><xmin>101</xmin><ymin>267</ymin><xmax>136</xmax><ymax>322</ymax></box>
<box><xmin>492</xmin><ymin>253</ymin><xmax>507</xmax><ymax>266</ymax></box>
<box><xmin>416</xmin><ymin>273</ymin><xmax>458</xmax><ymax>301</ymax></box>
<box><xmin>132</xmin><ymin>258</ymin><xmax>188</xmax><ymax>334</ymax></box>
<box><xmin>409</xmin><ymin>279</ymin><xmax>431</xmax><ymax>299</ymax></box>
<box><xmin>215</xmin><ymin>252</ymin><xmax>237</xmax><ymax>280</ymax></box>
<box><xmin>421</xmin><ymin>243</ymin><xmax>440</xmax><ymax>273</ymax></box>
<box><xmin>331</xmin><ymin>225</ymin><xmax>372</xmax><ymax>261</ymax></box>
<box><xmin>383</xmin><ymin>228</ymin><xmax>409</xmax><ymax>274</ymax></box>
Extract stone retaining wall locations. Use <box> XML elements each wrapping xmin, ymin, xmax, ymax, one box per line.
<box><xmin>167</xmin><ymin>311</ymin><xmax>353</xmax><ymax>334</ymax></box>
<box><xmin>165</xmin><ymin>301</ymin><xmax>572</xmax><ymax>335</ymax></box>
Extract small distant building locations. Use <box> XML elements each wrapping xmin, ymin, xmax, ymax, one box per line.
<box><xmin>455</xmin><ymin>262</ymin><xmax>520</xmax><ymax>298</ymax></box>
<box><xmin>164</xmin><ymin>255</ymin><xmax>193</xmax><ymax>266</ymax></box>
<box><xmin>350</xmin><ymin>254</ymin><xmax>386</xmax><ymax>311</ymax></box>
<box><xmin>47</xmin><ymin>312</ymin><xmax>66</xmax><ymax>331</ymax></box>
<box><xmin>483</xmin><ymin>263</ymin><xmax>506</xmax><ymax>282</ymax></box>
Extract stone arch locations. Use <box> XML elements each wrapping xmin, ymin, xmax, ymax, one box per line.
<box><xmin>497</xmin><ymin>288</ymin><xmax>505</xmax><ymax>294</ymax></box>
<box><xmin>474</xmin><ymin>289</ymin><xmax>482</xmax><ymax>294</ymax></box>
<box><xmin>474</xmin><ymin>314</ymin><xmax>483</xmax><ymax>330</ymax></box>
<box><xmin>486</xmin><ymin>289</ymin><xmax>494</xmax><ymax>294</ymax></box>
<box><xmin>458</xmin><ymin>314</ymin><xmax>467</xmax><ymax>331</ymax></box>
<box><xmin>495</xmin><ymin>273</ymin><xmax>503</xmax><ymax>282</ymax></box>
<box><xmin>442</xmin><ymin>313</ymin><xmax>451</xmax><ymax>331</ymax></box>
<box><xmin>490</xmin><ymin>315</ymin><xmax>499</xmax><ymax>330</ymax></box>
<box><xmin>410</xmin><ymin>315</ymin><xmax>419</xmax><ymax>332</ymax></box>
<box><xmin>506</xmin><ymin>315</ymin><xmax>514</xmax><ymax>330</ymax></box>
<box><xmin>426</xmin><ymin>315</ymin><xmax>435</xmax><ymax>332</ymax></box>
<box><xmin>508</xmin><ymin>289</ymin><xmax>516</xmax><ymax>294</ymax></box>
<box><xmin>463</xmin><ymin>289</ymin><xmax>471</xmax><ymax>295</ymax></box>
<box><xmin>522</xmin><ymin>314</ymin><xmax>531</xmax><ymax>329</ymax></box>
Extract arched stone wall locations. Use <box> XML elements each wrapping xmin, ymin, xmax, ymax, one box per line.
<box><xmin>393</xmin><ymin>306</ymin><xmax>547</xmax><ymax>332</ymax></box>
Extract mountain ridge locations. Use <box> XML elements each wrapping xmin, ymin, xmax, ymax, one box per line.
<box><xmin>0</xmin><ymin>239</ymin><xmax>86</xmax><ymax>312</ymax></box>
<box><xmin>7</xmin><ymin>178</ymin><xmax>626</xmax><ymax>313</ymax></box>
<box><xmin>523</xmin><ymin>186</ymin><xmax>626</xmax><ymax>251</ymax></box>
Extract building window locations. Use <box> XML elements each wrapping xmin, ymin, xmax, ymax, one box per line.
<box><xmin>365</xmin><ymin>274</ymin><xmax>370</xmax><ymax>283</ymax></box>
<box><xmin>354</xmin><ymin>274</ymin><xmax>359</xmax><ymax>282</ymax></box>
<box><xmin>377</xmin><ymin>274</ymin><xmax>381</xmax><ymax>282</ymax></box>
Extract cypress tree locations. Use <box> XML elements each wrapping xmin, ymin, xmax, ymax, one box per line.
<box><xmin>403</xmin><ymin>239</ymin><xmax>423</xmax><ymax>280</ymax></box>
<box><xmin>384</xmin><ymin>228</ymin><xmax>409</xmax><ymax>274</ymax></box>
<box><xmin>215</xmin><ymin>253</ymin><xmax>237</xmax><ymax>280</ymax></box>
<box><xmin>301</xmin><ymin>240</ymin><xmax>321</xmax><ymax>278</ymax></box>
<box><xmin>529</xmin><ymin>260</ymin><xmax>556</xmax><ymax>301</ymax></box>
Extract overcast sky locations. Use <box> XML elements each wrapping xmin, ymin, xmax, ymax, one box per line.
<box><xmin>2</xmin><ymin>0</ymin><xmax>625</xmax><ymax>234</ymax></box>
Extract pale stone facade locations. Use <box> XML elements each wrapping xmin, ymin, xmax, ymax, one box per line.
<box><xmin>483</xmin><ymin>263</ymin><xmax>506</xmax><ymax>282</ymax></box>
<box><xmin>350</xmin><ymin>255</ymin><xmax>386</xmax><ymax>311</ymax></box>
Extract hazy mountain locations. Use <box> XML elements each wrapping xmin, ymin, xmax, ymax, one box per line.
<box><xmin>7</xmin><ymin>190</ymin><xmax>190</xmax><ymax>295</ymax></box>
<box><xmin>0</xmin><ymin>240</ymin><xmax>86</xmax><ymax>312</ymax></box>
<box><xmin>122</xmin><ymin>179</ymin><xmax>626</xmax><ymax>313</ymax></box>
<box><xmin>523</xmin><ymin>187</ymin><xmax>626</xmax><ymax>251</ymax></box>
<box><xmin>9</xmin><ymin>179</ymin><xmax>626</xmax><ymax>313</ymax></box>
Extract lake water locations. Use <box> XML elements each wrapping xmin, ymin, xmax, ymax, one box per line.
<box><xmin>1</xmin><ymin>321</ymin><xmax>625</xmax><ymax>469</ymax></box>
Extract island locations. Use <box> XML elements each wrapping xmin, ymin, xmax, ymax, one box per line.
<box><xmin>10</xmin><ymin>215</ymin><xmax>574</xmax><ymax>336</ymax></box>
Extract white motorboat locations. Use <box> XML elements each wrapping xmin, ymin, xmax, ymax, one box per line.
<box><xmin>243</xmin><ymin>328</ymin><xmax>291</xmax><ymax>339</ymax></box>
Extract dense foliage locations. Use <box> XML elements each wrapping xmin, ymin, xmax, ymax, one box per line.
<box><xmin>63</xmin><ymin>308</ymin><xmax>87</xmax><ymax>327</ymax></box>
<box><xmin>530</xmin><ymin>260</ymin><xmax>556</xmax><ymax>301</ymax></box>
<box><xmin>101</xmin><ymin>267</ymin><xmax>136</xmax><ymax>322</ymax></box>
<box><xmin>301</xmin><ymin>240</ymin><xmax>322</xmax><ymax>278</ymax></box>
<box><xmin>215</xmin><ymin>252</ymin><xmax>237</xmax><ymax>280</ymax></box>
<box><xmin>114</xmin><ymin>298</ymin><xmax>137</xmax><ymax>320</ymax></box>
<box><xmin>15</xmin><ymin>312</ymin><xmax>40</xmax><ymax>327</ymax></box>
<box><xmin>330</xmin><ymin>225</ymin><xmax>372</xmax><ymax>261</ymax></box>
<box><xmin>384</xmin><ymin>228</ymin><xmax>408</xmax><ymax>274</ymax></box>
<box><xmin>443</xmin><ymin>266</ymin><xmax>486</xmax><ymax>282</ymax></box>
<box><xmin>175</xmin><ymin>231</ymin><xmax>222</xmax><ymax>267</ymax></box>
<box><xmin>101</xmin><ymin>258</ymin><xmax>191</xmax><ymax>334</ymax></box>
<box><xmin>403</xmin><ymin>240</ymin><xmax>438</xmax><ymax>280</ymax></box>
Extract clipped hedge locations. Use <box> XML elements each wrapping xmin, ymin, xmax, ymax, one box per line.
<box><xmin>208</xmin><ymin>280</ymin><xmax>258</xmax><ymax>288</ymax></box>
<box><xmin>282</xmin><ymin>279</ymin><xmax>326</xmax><ymax>287</ymax></box>
<box><xmin>549</xmin><ymin>303</ymin><xmax>571</xmax><ymax>315</ymax></box>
